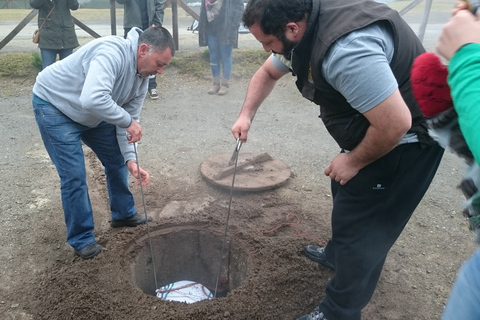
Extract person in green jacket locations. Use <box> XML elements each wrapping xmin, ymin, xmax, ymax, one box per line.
<box><xmin>116</xmin><ymin>0</ymin><xmax>166</xmax><ymax>100</ymax></box>
<box><xmin>436</xmin><ymin>4</ymin><xmax>480</xmax><ymax>320</ymax></box>
<box><xmin>30</xmin><ymin>0</ymin><xmax>80</xmax><ymax>70</ymax></box>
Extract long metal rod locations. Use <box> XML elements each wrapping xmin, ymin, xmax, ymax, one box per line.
<box><xmin>214</xmin><ymin>139</ymin><xmax>242</xmax><ymax>297</ymax></box>
<box><xmin>133</xmin><ymin>142</ymin><xmax>159</xmax><ymax>291</ymax></box>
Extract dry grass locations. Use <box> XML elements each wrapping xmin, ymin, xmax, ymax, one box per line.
<box><xmin>0</xmin><ymin>52</ymin><xmax>39</xmax><ymax>77</ymax></box>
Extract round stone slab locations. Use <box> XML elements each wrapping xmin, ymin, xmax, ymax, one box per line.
<box><xmin>199</xmin><ymin>152</ymin><xmax>291</xmax><ymax>191</ymax></box>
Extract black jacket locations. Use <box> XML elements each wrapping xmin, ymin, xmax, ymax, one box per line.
<box><xmin>290</xmin><ymin>0</ymin><xmax>433</xmax><ymax>150</ymax></box>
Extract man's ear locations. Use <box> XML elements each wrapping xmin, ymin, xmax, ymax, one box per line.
<box><xmin>138</xmin><ymin>43</ymin><xmax>150</xmax><ymax>57</ymax></box>
<box><xmin>285</xmin><ymin>22</ymin><xmax>300</xmax><ymax>39</ymax></box>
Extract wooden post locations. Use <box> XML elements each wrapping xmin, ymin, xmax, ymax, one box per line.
<box><xmin>171</xmin><ymin>0</ymin><xmax>179</xmax><ymax>50</ymax></box>
<box><xmin>110</xmin><ymin>0</ymin><xmax>117</xmax><ymax>35</ymax></box>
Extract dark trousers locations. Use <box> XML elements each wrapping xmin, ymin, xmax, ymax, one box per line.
<box><xmin>320</xmin><ymin>142</ymin><xmax>444</xmax><ymax>320</ymax></box>
<box><xmin>124</xmin><ymin>27</ymin><xmax>157</xmax><ymax>91</ymax></box>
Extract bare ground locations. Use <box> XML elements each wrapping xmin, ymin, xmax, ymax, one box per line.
<box><xmin>0</xmin><ymin>4</ymin><xmax>478</xmax><ymax>320</ymax></box>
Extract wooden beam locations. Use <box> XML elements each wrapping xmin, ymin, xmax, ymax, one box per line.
<box><xmin>176</xmin><ymin>0</ymin><xmax>200</xmax><ymax>20</ymax></box>
<box><xmin>73</xmin><ymin>17</ymin><xmax>101</xmax><ymax>38</ymax></box>
<box><xmin>0</xmin><ymin>9</ymin><xmax>38</xmax><ymax>51</ymax></box>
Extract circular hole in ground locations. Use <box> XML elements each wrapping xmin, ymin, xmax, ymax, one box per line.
<box><xmin>131</xmin><ymin>226</ymin><xmax>247</xmax><ymax>301</ymax></box>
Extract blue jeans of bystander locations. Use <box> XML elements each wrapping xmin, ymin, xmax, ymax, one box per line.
<box><xmin>32</xmin><ymin>98</ymin><xmax>137</xmax><ymax>251</ymax></box>
<box><xmin>40</xmin><ymin>48</ymin><xmax>74</xmax><ymax>70</ymax></box>
<box><xmin>441</xmin><ymin>247</ymin><xmax>480</xmax><ymax>320</ymax></box>
<box><xmin>207</xmin><ymin>33</ymin><xmax>233</xmax><ymax>80</ymax></box>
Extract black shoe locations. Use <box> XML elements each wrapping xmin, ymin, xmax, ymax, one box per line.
<box><xmin>111</xmin><ymin>213</ymin><xmax>153</xmax><ymax>228</ymax></box>
<box><xmin>304</xmin><ymin>245</ymin><xmax>335</xmax><ymax>271</ymax></box>
<box><xmin>74</xmin><ymin>242</ymin><xmax>103</xmax><ymax>259</ymax></box>
<box><xmin>297</xmin><ymin>306</ymin><xmax>328</xmax><ymax>320</ymax></box>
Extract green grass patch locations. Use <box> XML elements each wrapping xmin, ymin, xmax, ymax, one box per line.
<box><xmin>169</xmin><ymin>48</ymin><xmax>270</xmax><ymax>79</ymax></box>
<box><xmin>0</xmin><ymin>48</ymin><xmax>269</xmax><ymax>81</ymax></box>
<box><xmin>0</xmin><ymin>52</ymin><xmax>40</xmax><ymax>77</ymax></box>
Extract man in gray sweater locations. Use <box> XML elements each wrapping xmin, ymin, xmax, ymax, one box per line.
<box><xmin>32</xmin><ymin>27</ymin><xmax>175</xmax><ymax>260</ymax></box>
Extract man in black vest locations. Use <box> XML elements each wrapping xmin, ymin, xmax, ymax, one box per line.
<box><xmin>231</xmin><ymin>0</ymin><xmax>444</xmax><ymax>319</ymax></box>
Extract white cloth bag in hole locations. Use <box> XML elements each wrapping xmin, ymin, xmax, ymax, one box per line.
<box><xmin>156</xmin><ymin>280</ymin><xmax>213</xmax><ymax>303</ymax></box>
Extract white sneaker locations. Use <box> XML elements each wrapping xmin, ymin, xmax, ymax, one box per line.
<box><xmin>296</xmin><ymin>306</ymin><xmax>328</xmax><ymax>320</ymax></box>
<box><xmin>149</xmin><ymin>88</ymin><xmax>159</xmax><ymax>100</ymax></box>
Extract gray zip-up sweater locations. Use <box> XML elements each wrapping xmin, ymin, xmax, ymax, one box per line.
<box><xmin>32</xmin><ymin>28</ymin><xmax>148</xmax><ymax>162</ymax></box>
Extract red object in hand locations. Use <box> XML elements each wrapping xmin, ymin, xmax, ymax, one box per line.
<box><xmin>411</xmin><ymin>52</ymin><xmax>453</xmax><ymax>117</ymax></box>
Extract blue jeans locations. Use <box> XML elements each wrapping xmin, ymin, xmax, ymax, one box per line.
<box><xmin>207</xmin><ymin>33</ymin><xmax>233</xmax><ymax>79</ymax></box>
<box><xmin>33</xmin><ymin>98</ymin><xmax>137</xmax><ymax>251</ymax></box>
<box><xmin>442</xmin><ymin>247</ymin><xmax>480</xmax><ymax>320</ymax></box>
<box><xmin>40</xmin><ymin>48</ymin><xmax>73</xmax><ymax>70</ymax></box>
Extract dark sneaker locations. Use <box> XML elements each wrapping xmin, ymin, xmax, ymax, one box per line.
<box><xmin>148</xmin><ymin>88</ymin><xmax>159</xmax><ymax>100</ymax></box>
<box><xmin>296</xmin><ymin>306</ymin><xmax>328</xmax><ymax>320</ymax></box>
<box><xmin>304</xmin><ymin>245</ymin><xmax>335</xmax><ymax>271</ymax></box>
<box><xmin>111</xmin><ymin>213</ymin><xmax>153</xmax><ymax>228</ymax></box>
<box><xmin>74</xmin><ymin>242</ymin><xmax>103</xmax><ymax>259</ymax></box>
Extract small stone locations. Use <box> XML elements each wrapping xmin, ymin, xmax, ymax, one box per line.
<box><xmin>11</xmin><ymin>303</ymin><xmax>19</xmax><ymax>308</ymax></box>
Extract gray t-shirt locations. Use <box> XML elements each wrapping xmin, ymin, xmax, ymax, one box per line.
<box><xmin>272</xmin><ymin>21</ymin><xmax>418</xmax><ymax>144</ymax></box>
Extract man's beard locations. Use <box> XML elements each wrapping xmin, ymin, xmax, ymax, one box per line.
<box><xmin>272</xmin><ymin>34</ymin><xmax>298</xmax><ymax>60</ymax></box>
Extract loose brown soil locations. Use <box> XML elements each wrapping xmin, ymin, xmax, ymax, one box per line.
<box><xmin>0</xmin><ymin>5</ymin><xmax>478</xmax><ymax>319</ymax></box>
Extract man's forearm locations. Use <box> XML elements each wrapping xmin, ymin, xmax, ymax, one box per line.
<box><xmin>239</xmin><ymin>65</ymin><xmax>280</xmax><ymax>120</ymax></box>
<box><xmin>348</xmin><ymin>125</ymin><xmax>404</xmax><ymax>171</ymax></box>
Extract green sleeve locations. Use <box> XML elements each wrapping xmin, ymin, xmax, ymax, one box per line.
<box><xmin>448</xmin><ymin>43</ymin><xmax>480</xmax><ymax>164</ymax></box>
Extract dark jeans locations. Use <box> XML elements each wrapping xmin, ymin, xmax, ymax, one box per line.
<box><xmin>320</xmin><ymin>142</ymin><xmax>444</xmax><ymax>320</ymax></box>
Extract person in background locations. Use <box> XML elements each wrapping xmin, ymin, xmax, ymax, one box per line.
<box><xmin>198</xmin><ymin>0</ymin><xmax>244</xmax><ymax>95</ymax></box>
<box><xmin>30</xmin><ymin>0</ymin><xmax>80</xmax><ymax>70</ymax></box>
<box><xmin>231</xmin><ymin>0</ymin><xmax>444</xmax><ymax>319</ymax></box>
<box><xmin>32</xmin><ymin>27</ymin><xmax>175</xmax><ymax>260</ymax></box>
<box><xmin>436</xmin><ymin>5</ymin><xmax>480</xmax><ymax>320</ymax></box>
<box><xmin>116</xmin><ymin>0</ymin><xmax>166</xmax><ymax>100</ymax></box>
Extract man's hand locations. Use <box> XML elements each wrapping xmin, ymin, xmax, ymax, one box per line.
<box><xmin>437</xmin><ymin>9</ymin><xmax>480</xmax><ymax>60</ymax></box>
<box><xmin>126</xmin><ymin>119</ymin><xmax>142</xmax><ymax>143</ymax></box>
<box><xmin>231</xmin><ymin>115</ymin><xmax>251</xmax><ymax>143</ymax></box>
<box><xmin>127</xmin><ymin>160</ymin><xmax>150</xmax><ymax>186</ymax></box>
<box><xmin>324</xmin><ymin>153</ymin><xmax>360</xmax><ymax>185</ymax></box>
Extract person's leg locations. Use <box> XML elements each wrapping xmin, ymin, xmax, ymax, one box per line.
<box><xmin>148</xmin><ymin>77</ymin><xmax>157</xmax><ymax>91</ymax></box>
<box><xmin>32</xmin><ymin>99</ymin><xmax>96</xmax><ymax>251</ymax></box>
<box><xmin>81</xmin><ymin>122</ymin><xmax>137</xmax><ymax>221</ymax></box>
<box><xmin>219</xmin><ymin>43</ymin><xmax>233</xmax><ymax>80</ymax></box>
<box><xmin>207</xmin><ymin>32</ymin><xmax>221</xmax><ymax>94</ymax></box>
<box><xmin>147</xmin><ymin>76</ymin><xmax>159</xmax><ymax>99</ymax></box>
<box><xmin>317</xmin><ymin>143</ymin><xmax>444</xmax><ymax>320</ymax></box>
<box><xmin>441</xmin><ymin>247</ymin><xmax>480</xmax><ymax>320</ymax></box>
<box><xmin>40</xmin><ymin>48</ymin><xmax>58</xmax><ymax>69</ymax></box>
<box><xmin>58</xmin><ymin>48</ymin><xmax>74</xmax><ymax>61</ymax></box>
<box><xmin>124</xmin><ymin>27</ymin><xmax>132</xmax><ymax>39</ymax></box>
<box><xmin>217</xmin><ymin>43</ymin><xmax>234</xmax><ymax>95</ymax></box>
